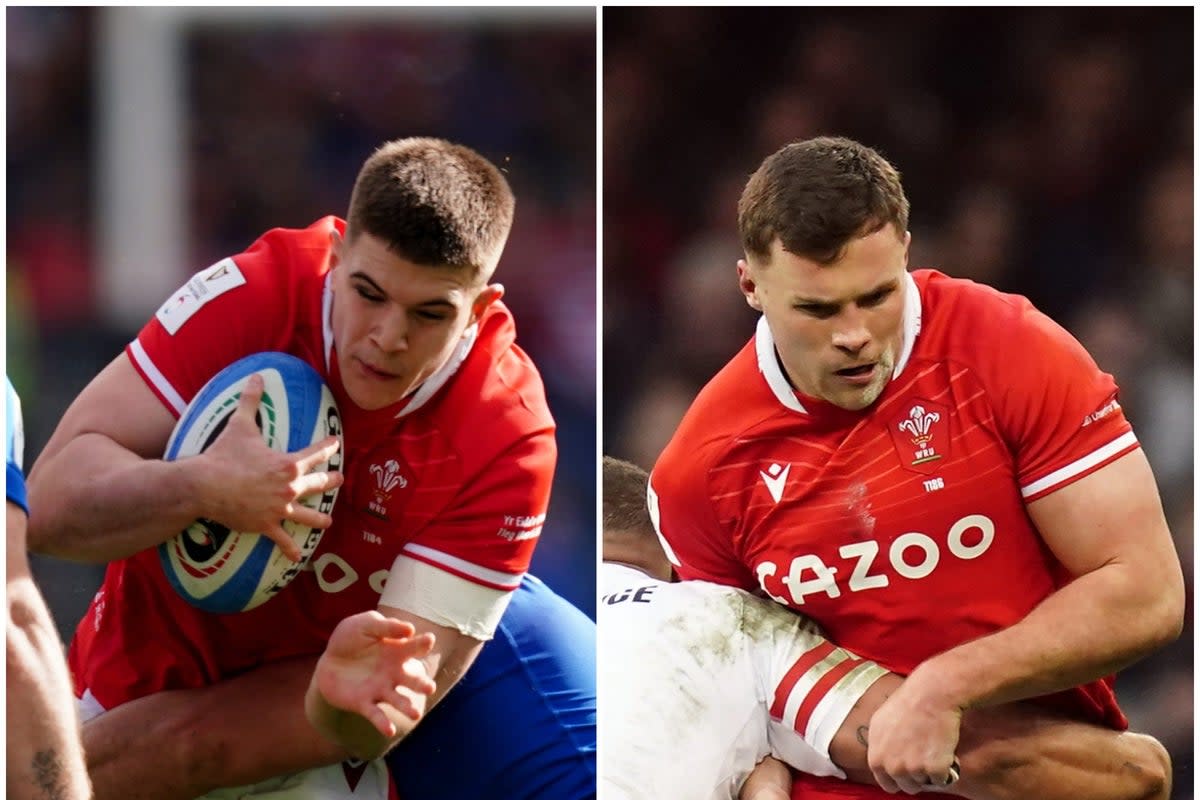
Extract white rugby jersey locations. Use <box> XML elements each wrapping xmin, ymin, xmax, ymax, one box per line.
<box><xmin>598</xmin><ymin>562</ymin><xmax>887</xmax><ymax>800</ymax></box>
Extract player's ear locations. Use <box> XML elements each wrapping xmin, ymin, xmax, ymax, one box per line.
<box><xmin>737</xmin><ymin>259</ymin><xmax>764</xmax><ymax>312</ymax></box>
<box><xmin>329</xmin><ymin>229</ymin><xmax>345</xmax><ymax>271</ymax></box>
<box><xmin>902</xmin><ymin>230</ymin><xmax>912</xmax><ymax>268</ymax></box>
<box><xmin>471</xmin><ymin>284</ymin><xmax>504</xmax><ymax>321</ymax></box>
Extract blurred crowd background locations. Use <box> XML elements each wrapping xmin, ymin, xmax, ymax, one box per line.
<box><xmin>604</xmin><ymin>7</ymin><xmax>1193</xmax><ymax>796</ymax></box>
<box><xmin>7</xmin><ymin>7</ymin><xmax>597</xmax><ymax>629</ymax></box>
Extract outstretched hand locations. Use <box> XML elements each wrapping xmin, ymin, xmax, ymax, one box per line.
<box><xmin>198</xmin><ymin>374</ymin><xmax>344</xmax><ymax>561</ymax></box>
<box><xmin>313</xmin><ymin>611</ymin><xmax>437</xmax><ymax>739</ymax></box>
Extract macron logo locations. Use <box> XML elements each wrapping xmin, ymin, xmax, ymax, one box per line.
<box><xmin>759</xmin><ymin>462</ymin><xmax>790</xmax><ymax>503</ymax></box>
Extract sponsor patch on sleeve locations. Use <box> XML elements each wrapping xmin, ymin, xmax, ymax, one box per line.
<box><xmin>155</xmin><ymin>258</ymin><xmax>246</xmax><ymax>335</ymax></box>
<box><xmin>1081</xmin><ymin>398</ymin><xmax>1121</xmax><ymax>427</ymax></box>
<box><xmin>496</xmin><ymin>513</ymin><xmax>545</xmax><ymax>542</ymax></box>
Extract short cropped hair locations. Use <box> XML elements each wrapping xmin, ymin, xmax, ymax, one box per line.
<box><xmin>602</xmin><ymin>456</ymin><xmax>655</xmax><ymax>540</ymax></box>
<box><xmin>738</xmin><ymin>136</ymin><xmax>909</xmax><ymax>265</ymax></box>
<box><xmin>346</xmin><ymin>137</ymin><xmax>515</xmax><ymax>277</ymax></box>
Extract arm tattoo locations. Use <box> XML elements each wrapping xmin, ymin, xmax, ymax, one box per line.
<box><xmin>856</xmin><ymin>725</ymin><xmax>869</xmax><ymax>748</ymax></box>
<box><xmin>31</xmin><ymin>750</ymin><xmax>65</xmax><ymax>800</ymax></box>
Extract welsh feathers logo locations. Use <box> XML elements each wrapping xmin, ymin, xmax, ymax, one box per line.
<box><xmin>366</xmin><ymin>459</ymin><xmax>408</xmax><ymax>519</ymax></box>
<box><xmin>888</xmin><ymin>400</ymin><xmax>950</xmax><ymax>475</ymax></box>
<box><xmin>898</xmin><ymin>405</ymin><xmax>942</xmax><ymax>465</ymax></box>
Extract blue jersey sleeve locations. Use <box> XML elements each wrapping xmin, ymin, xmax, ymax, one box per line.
<box><xmin>387</xmin><ymin>574</ymin><xmax>596</xmax><ymax>798</ymax></box>
<box><xmin>6</xmin><ymin>376</ymin><xmax>28</xmax><ymax>515</ymax></box>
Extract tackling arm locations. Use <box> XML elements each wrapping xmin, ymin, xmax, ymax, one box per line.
<box><xmin>864</xmin><ymin>450</ymin><xmax>1183</xmax><ymax>791</ymax></box>
<box><xmin>83</xmin><ymin>657</ymin><xmax>344</xmax><ymax>800</ymax></box>
<box><xmin>830</xmin><ymin>673</ymin><xmax>1170</xmax><ymax>800</ymax></box>
<box><xmin>7</xmin><ymin>503</ymin><xmax>92</xmax><ymax>800</ymax></box>
<box><xmin>83</xmin><ymin>619</ymin><xmax>437</xmax><ymax>800</ymax></box>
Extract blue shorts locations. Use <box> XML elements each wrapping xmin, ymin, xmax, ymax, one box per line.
<box><xmin>386</xmin><ymin>574</ymin><xmax>596</xmax><ymax>799</ymax></box>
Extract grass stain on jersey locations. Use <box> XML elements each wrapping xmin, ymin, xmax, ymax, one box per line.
<box><xmin>739</xmin><ymin>589</ymin><xmax>826</xmax><ymax>643</ymax></box>
<box><xmin>845</xmin><ymin>481</ymin><xmax>876</xmax><ymax>540</ymax></box>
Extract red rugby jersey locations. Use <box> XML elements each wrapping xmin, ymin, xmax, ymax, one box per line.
<box><xmin>70</xmin><ymin>217</ymin><xmax>556</xmax><ymax>710</ymax></box>
<box><xmin>651</xmin><ymin>269</ymin><xmax>1135</xmax><ymax>799</ymax></box>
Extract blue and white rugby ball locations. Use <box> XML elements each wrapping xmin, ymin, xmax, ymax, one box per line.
<box><xmin>158</xmin><ymin>352</ymin><xmax>342</xmax><ymax>613</ymax></box>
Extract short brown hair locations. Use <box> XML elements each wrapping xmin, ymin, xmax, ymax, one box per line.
<box><xmin>602</xmin><ymin>456</ymin><xmax>654</xmax><ymax>540</ymax></box>
<box><xmin>346</xmin><ymin>137</ymin><xmax>515</xmax><ymax>276</ymax></box>
<box><xmin>737</xmin><ymin>136</ymin><xmax>909</xmax><ymax>265</ymax></box>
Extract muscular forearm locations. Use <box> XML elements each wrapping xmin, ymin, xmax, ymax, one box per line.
<box><xmin>7</xmin><ymin>589</ymin><xmax>91</xmax><ymax>800</ymax></box>
<box><xmin>85</xmin><ymin>657</ymin><xmax>348</xmax><ymax>800</ymax></box>
<box><xmin>27</xmin><ymin>433</ymin><xmax>211</xmax><ymax>561</ymax></box>
<box><xmin>952</xmin><ymin>705</ymin><xmax>1170</xmax><ymax>800</ymax></box>
<box><xmin>832</xmin><ymin>675</ymin><xmax>1169</xmax><ymax>800</ymax></box>
<box><xmin>911</xmin><ymin>563</ymin><xmax>1180</xmax><ymax>714</ymax></box>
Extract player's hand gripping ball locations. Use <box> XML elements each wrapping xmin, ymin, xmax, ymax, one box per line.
<box><xmin>158</xmin><ymin>352</ymin><xmax>343</xmax><ymax>613</ymax></box>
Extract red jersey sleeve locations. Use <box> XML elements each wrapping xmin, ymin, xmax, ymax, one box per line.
<box><xmin>401</xmin><ymin>427</ymin><xmax>556</xmax><ymax>590</ymax></box>
<box><xmin>126</xmin><ymin>220</ymin><xmax>333</xmax><ymax>415</ymax></box>
<box><xmin>650</xmin><ymin>436</ymin><xmax>758</xmax><ymax>590</ymax></box>
<box><xmin>978</xmin><ymin>295</ymin><xmax>1137</xmax><ymax>503</ymax></box>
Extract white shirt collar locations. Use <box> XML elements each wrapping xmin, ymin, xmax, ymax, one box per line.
<box><xmin>393</xmin><ymin>322</ymin><xmax>478</xmax><ymax>420</ymax></box>
<box><xmin>322</xmin><ymin>272</ymin><xmax>335</xmax><ymax>372</ymax></box>
<box><xmin>892</xmin><ymin>269</ymin><xmax>923</xmax><ymax>378</ymax></box>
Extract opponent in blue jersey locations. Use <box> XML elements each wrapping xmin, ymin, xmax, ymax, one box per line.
<box><xmin>80</xmin><ymin>571</ymin><xmax>596</xmax><ymax>798</ymax></box>
<box><xmin>7</xmin><ymin>377</ymin><xmax>93</xmax><ymax>799</ymax></box>
<box><xmin>388</xmin><ymin>573</ymin><xmax>596</xmax><ymax>799</ymax></box>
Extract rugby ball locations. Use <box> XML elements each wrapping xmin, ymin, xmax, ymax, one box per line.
<box><xmin>158</xmin><ymin>352</ymin><xmax>343</xmax><ymax>613</ymax></box>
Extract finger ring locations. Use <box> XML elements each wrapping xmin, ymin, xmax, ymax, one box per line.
<box><xmin>924</xmin><ymin>759</ymin><xmax>960</xmax><ymax>787</ymax></box>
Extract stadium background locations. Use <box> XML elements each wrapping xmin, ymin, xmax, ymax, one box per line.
<box><xmin>7</xmin><ymin>6</ymin><xmax>598</xmax><ymax>641</ymax></box>
<box><xmin>604</xmin><ymin>7</ymin><xmax>1193</xmax><ymax>797</ymax></box>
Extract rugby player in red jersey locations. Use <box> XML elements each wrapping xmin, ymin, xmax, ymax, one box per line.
<box><xmin>27</xmin><ymin>138</ymin><xmax>558</xmax><ymax>795</ymax></box>
<box><xmin>650</xmin><ymin>137</ymin><xmax>1184</xmax><ymax>798</ymax></box>
<box><xmin>603</xmin><ymin>455</ymin><xmax>1170</xmax><ymax>800</ymax></box>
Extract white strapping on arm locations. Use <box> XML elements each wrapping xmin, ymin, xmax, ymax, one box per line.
<box><xmin>380</xmin><ymin>553</ymin><xmax>517</xmax><ymax>640</ymax></box>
